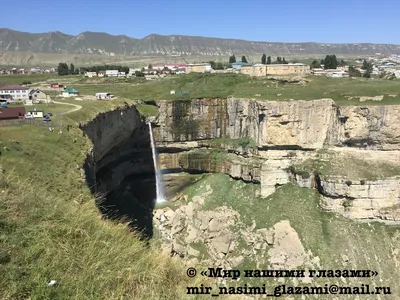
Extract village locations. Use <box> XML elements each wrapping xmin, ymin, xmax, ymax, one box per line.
<box><xmin>1</xmin><ymin>52</ymin><xmax>400</xmax><ymax>123</ymax></box>
<box><xmin>1</xmin><ymin>53</ymin><xmax>400</xmax><ymax>79</ymax></box>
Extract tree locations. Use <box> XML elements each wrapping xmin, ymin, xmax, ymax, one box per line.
<box><xmin>135</xmin><ymin>70</ymin><xmax>144</xmax><ymax>77</ymax></box>
<box><xmin>69</xmin><ymin>63</ymin><xmax>75</xmax><ymax>75</ymax></box>
<box><xmin>282</xmin><ymin>57</ymin><xmax>288</xmax><ymax>64</ymax></box>
<box><xmin>148</xmin><ymin>64</ymin><xmax>153</xmax><ymax>69</ymax></box>
<box><xmin>261</xmin><ymin>54</ymin><xmax>266</xmax><ymax>64</ymax></box>
<box><xmin>310</xmin><ymin>60</ymin><xmax>321</xmax><ymax>69</ymax></box>
<box><xmin>331</xmin><ymin>55</ymin><xmax>338</xmax><ymax>69</ymax></box>
<box><xmin>215</xmin><ymin>62</ymin><xmax>224</xmax><ymax>70</ymax></box>
<box><xmin>229</xmin><ymin>55</ymin><xmax>236</xmax><ymax>64</ymax></box>
<box><xmin>363</xmin><ymin>70</ymin><xmax>371</xmax><ymax>78</ymax></box>
<box><xmin>209</xmin><ymin>61</ymin><xmax>216</xmax><ymax>69</ymax></box>
<box><xmin>267</xmin><ymin>56</ymin><xmax>271</xmax><ymax>64</ymax></box>
<box><xmin>241</xmin><ymin>55</ymin><xmax>247</xmax><ymax>63</ymax></box>
<box><xmin>57</xmin><ymin>63</ymin><xmax>69</xmax><ymax>76</ymax></box>
<box><xmin>323</xmin><ymin>55</ymin><xmax>338</xmax><ymax>69</ymax></box>
<box><xmin>323</xmin><ymin>55</ymin><xmax>331</xmax><ymax>69</ymax></box>
<box><xmin>361</xmin><ymin>60</ymin><xmax>373</xmax><ymax>72</ymax></box>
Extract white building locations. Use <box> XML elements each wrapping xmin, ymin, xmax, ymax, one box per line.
<box><xmin>105</xmin><ymin>70</ymin><xmax>119</xmax><ymax>77</ymax></box>
<box><xmin>95</xmin><ymin>93</ymin><xmax>113</xmax><ymax>99</ymax></box>
<box><xmin>84</xmin><ymin>71</ymin><xmax>97</xmax><ymax>77</ymax></box>
<box><xmin>28</xmin><ymin>109</ymin><xmax>44</xmax><ymax>118</ymax></box>
<box><xmin>0</xmin><ymin>84</ymin><xmax>29</xmax><ymax>100</ymax></box>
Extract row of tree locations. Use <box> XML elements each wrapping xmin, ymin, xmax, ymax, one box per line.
<box><xmin>79</xmin><ymin>65</ymin><xmax>130</xmax><ymax>74</ymax></box>
<box><xmin>227</xmin><ymin>54</ymin><xmax>289</xmax><ymax>65</ymax></box>
<box><xmin>229</xmin><ymin>55</ymin><xmax>248</xmax><ymax>63</ymax></box>
<box><xmin>58</xmin><ymin>63</ymin><xmax>79</xmax><ymax>76</ymax></box>
<box><xmin>310</xmin><ymin>55</ymin><xmax>347</xmax><ymax>69</ymax></box>
<box><xmin>261</xmin><ymin>55</ymin><xmax>288</xmax><ymax>64</ymax></box>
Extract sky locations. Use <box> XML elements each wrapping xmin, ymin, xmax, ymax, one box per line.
<box><xmin>1</xmin><ymin>0</ymin><xmax>400</xmax><ymax>44</ymax></box>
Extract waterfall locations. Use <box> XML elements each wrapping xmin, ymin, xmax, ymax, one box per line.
<box><xmin>148</xmin><ymin>122</ymin><xmax>168</xmax><ymax>208</ymax></box>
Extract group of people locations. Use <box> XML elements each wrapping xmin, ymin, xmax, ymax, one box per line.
<box><xmin>48</xmin><ymin>127</ymin><xmax>62</xmax><ymax>134</ymax></box>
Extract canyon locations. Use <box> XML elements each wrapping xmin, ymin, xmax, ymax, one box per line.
<box><xmin>80</xmin><ymin>98</ymin><xmax>400</xmax><ymax>297</ymax></box>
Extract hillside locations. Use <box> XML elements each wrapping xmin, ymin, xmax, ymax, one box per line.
<box><xmin>1</xmin><ymin>28</ymin><xmax>400</xmax><ymax>56</ymax></box>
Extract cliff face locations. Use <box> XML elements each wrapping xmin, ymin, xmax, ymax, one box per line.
<box><xmin>77</xmin><ymin>98</ymin><xmax>400</xmax><ymax>229</ymax></box>
<box><xmin>80</xmin><ymin>106</ymin><xmax>156</xmax><ymax>239</ymax></box>
<box><xmin>154</xmin><ymin>98</ymin><xmax>400</xmax><ymax>150</ymax></box>
<box><xmin>152</xmin><ymin>98</ymin><xmax>400</xmax><ymax>222</ymax></box>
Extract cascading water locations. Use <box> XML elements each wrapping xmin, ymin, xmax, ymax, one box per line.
<box><xmin>148</xmin><ymin>122</ymin><xmax>169</xmax><ymax>209</ymax></box>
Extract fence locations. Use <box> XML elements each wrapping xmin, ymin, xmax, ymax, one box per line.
<box><xmin>0</xmin><ymin>118</ymin><xmax>64</xmax><ymax>127</ymax></box>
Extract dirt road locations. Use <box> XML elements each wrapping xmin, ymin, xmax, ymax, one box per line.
<box><xmin>52</xmin><ymin>101</ymin><xmax>82</xmax><ymax>114</ymax></box>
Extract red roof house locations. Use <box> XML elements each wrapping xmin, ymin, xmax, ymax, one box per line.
<box><xmin>50</xmin><ymin>83</ymin><xmax>64</xmax><ymax>88</ymax></box>
<box><xmin>0</xmin><ymin>107</ymin><xmax>26</xmax><ymax>120</ymax></box>
<box><xmin>0</xmin><ymin>84</ymin><xmax>28</xmax><ymax>91</ymax></box>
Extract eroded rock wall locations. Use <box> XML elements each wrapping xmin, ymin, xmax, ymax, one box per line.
<box><xmin>154</xmin><ymin>98</ymin><xmax>400</xmax><ymax>150</ymax></box>
<box><xmin>152</xmin><ymin>98</ymin><xmax>400</xmax><ymax>222</ymax></box>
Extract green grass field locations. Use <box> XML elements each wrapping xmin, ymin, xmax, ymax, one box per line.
<box><xmin>2</xmin><ymin>73</ymin><xmax>400</xmax><ymax>111</ymax></box>
<box><xmin>0</xmin><ymin>74</ymin><xmax>79</xmax><ymax>85</ymax></box>
<box><xmin>70</xmin><ymin>73</ymin><xmax>400</xmax><ymax>106</ymax></box>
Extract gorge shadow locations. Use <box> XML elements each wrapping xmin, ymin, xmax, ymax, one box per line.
<box><xmin>83</xmin><ymin>126</ymin><xmax>156</xmax><ymax>240</ymax></box>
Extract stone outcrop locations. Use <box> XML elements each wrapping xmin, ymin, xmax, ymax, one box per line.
<box><xmin>316</xmin><ymin>174</ymin><xmax>400</xmax><ymax>221</ymax></box>
<box><xmin>159</xmin><ymin>150</ymin><xmax>262</xmax><ymax>183</ymax></box>
<box><xmin>154</xmin><ymin>193</ymin><xmax>320</xmax><ymax>273</ymax></box>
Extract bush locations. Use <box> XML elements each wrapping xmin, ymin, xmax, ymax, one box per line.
<box><xmin>345</xmin><ymin>180</ymin><xmax>352</xmax><ymax>186</ymax></box>
<box><xmin>22</xmin><ymin>81</ymin><xmax>31</xmax><ymax>85</ymax></box>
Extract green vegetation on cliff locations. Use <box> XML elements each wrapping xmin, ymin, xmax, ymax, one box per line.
<box><xmin>291</xmin><ymin>150</ymin><xmax>400</xmax><ymax>180</ymax></box>
<box><xmin>181</xmin><ymin>173</ymin><xmax>400</xmax><ymax>297</ymax></box>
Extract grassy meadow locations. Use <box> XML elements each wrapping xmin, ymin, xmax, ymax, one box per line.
<box><xmin>1</xmin><ymin>71</ymin><xmax>400</xmax><ymax>298</ymax></box>
<box><xmin>0</xmin><ymin>90</ymin><xmax>207</xmax><ymax>299</ymax></box>
<box><xmin>71</xmin><ymin>73</ymin><xmax>400</xmax><ymax>106</ymax></box>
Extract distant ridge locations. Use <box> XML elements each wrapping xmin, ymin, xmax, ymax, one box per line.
<box><xmin>0</xmin><ymin>28</ymin><xmax>400</xmax><ymax>56</ymax></box>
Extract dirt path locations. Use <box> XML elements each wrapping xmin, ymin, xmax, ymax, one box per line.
<box><xmin>52</xmin><ymin>101</ymin><xmax>82</xmax><ymax>114</ymax></box>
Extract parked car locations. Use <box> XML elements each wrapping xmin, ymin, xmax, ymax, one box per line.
<box><xmin>32</xmin><ymin>100</ymin><xmax>41</xmax><ymax>104</ymax></box>
<box><xmin>25</xmin><ymin>113</ymin><xmax>33</xmax><ymax>119</ymax></box>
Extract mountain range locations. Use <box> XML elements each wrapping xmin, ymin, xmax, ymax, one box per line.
<box><xmin>1</xmin><ymin>28</ymin><xmax>400</xmax><ymax>56</ymax></box>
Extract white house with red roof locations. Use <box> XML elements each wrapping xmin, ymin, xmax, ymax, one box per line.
<box><xmin>0</xmin><ymin>84</ymin><xmax>29</xmax><ymax>100</ymax></box>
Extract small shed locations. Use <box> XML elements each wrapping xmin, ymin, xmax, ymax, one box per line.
<box><xmin>64</xmin><ymin>88</ymin><xmax>80</xmax><ymax>95</ymax></box>
<box><xmin>50</xmin><ymin>83</ymin><xmax>64</xmax><ymax>88</ymax></box>
<box><xmin>95</xmin><ymin>92</ymin><xmax>113</xmax><ymax>99</ymax></box>
<box><xmin>28</xmin><ymin>110</ymin><xmax>44</xmax><ymax>118</ymax></box>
